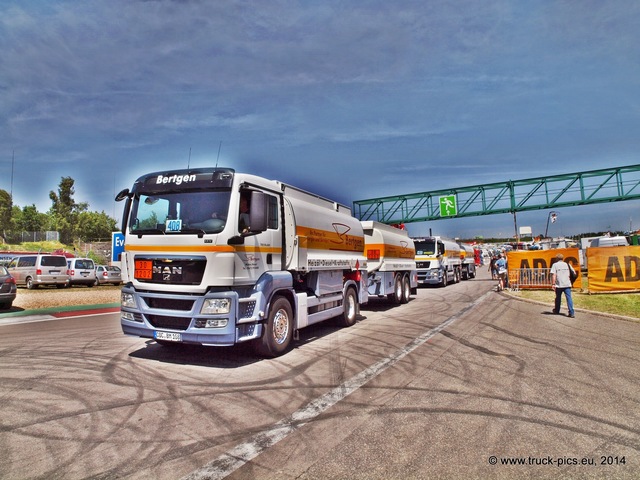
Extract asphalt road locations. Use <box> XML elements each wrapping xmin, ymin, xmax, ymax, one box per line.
<box><xmin>0</xmin><ymin>270</ymin><xmax>638</xmax><ymax>480</ymax></box>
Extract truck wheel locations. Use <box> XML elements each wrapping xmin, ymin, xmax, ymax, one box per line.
<box><xmin>254</xmin><ymin>296</ymin><xmax>293</xmax><ymax>357</ymax></box>
<box><xmin>401</xmin><ymin>275</ymin><xmax>411</xmax><ymax>304</ymax></box>
<box><xmin>440</xmin><ymin>270</ymin><xmax>447</xmax><ymax>288</ymax></box>
<box><xmin>337</xmin><ymin>287</ymin><xmax>358</xmax><ymax>327</ymax></box>
<box><xmin>388</xmin><ymin>274</ymin><xmax>403</xmax><ymax>304</ymax></box>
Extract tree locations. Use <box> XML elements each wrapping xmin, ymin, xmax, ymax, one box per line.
<box><xmin>49</xmin><ymin>177</ymin><xmax>88</xmax><ymax>244</ymax></box>
<box><xmin>76</xmin><ymin>211</ymin><xmax>118</xmax><ymax>241</ymax></box>
<box><xmin>0</xmin><ymin>189</ymin><xmax>12</xmax><ymax>233</ymax></box>
<box><xmin>18</xmin><ymin>205</ymin><xmax>47</xmax><ymax>231</ymax></box>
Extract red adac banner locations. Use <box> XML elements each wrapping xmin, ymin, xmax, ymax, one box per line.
<box><xmin>587</xmin><ymin>246</ymin><xmax>640</xmax><ymax>293</ymax></box>
<box><xmin>506</xmin><ymin>248</ymin><xmax>582</xmax><ymax>289</ymax></box>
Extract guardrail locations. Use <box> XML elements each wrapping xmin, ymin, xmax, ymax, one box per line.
<box><xmin>508</xmin><ymin>268</ymin><xmax>552</xmax><ymax>291</ymax></box>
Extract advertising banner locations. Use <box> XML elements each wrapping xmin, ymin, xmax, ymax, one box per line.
<box><xmin>506</xmin><ymin>248</ymin><xmax>582</xmax><ymax>289</ymax></box>
<box><xmin>587</xmin><ymin>246</ymin><xmax>640</xmax><ymax>293</ymax></box>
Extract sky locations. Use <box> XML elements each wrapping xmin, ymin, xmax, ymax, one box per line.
<box><xmin>2</xmin><ymin>0</ymin><xmax>640</xmax><ymax>240</ymax></box>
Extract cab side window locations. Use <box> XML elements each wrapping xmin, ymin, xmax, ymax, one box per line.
<box><xmin>238</xmin><ymin>191</ymin><xmax>279</xmax><ymax>232</ymax></box>
<box><xmin>266</xmin><ymin>194</ymin><xmax>278</xmax><ymax>230</ymax></box>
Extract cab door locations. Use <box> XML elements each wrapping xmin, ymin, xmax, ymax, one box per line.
<box><xmin>233</xmin><ymin>189</ymin><xmax>283</xmax><ymax>284</ymax></box>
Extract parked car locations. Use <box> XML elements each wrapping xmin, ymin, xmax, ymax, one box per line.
<box><xmin>6</xmin><ymin>254</ymin><xmax>70</xmax><ymax>289</ymax></box>
<box><xmin>0</xmin><ymin>265</ymin><xmax>17</xmax><ymax>309</ymax></box>
<box><xmin>94</xmin><ymin>265</ymin><xmax>122</xmax><ymax>286</ymax></box>
<box><xmin>66</xmin><ymin>258</ymin><xmax>97</xmax><ymax>287</ymax></box>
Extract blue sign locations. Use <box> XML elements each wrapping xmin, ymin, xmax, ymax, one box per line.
<box><xmin>166</xmin><ymin>219</ymin><xmax>183</xmax><ymax>232</ymax></box>
<box><xmin>112</xmin><ymin>232</ymin><xmax>125</xmax><ymax>262</ymax></box>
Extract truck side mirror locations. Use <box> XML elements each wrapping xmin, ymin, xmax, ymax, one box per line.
<box><xmin>115</xmin><ymin>188</ymin><xmax>130</xmax><ymax>202</ymax></box>
<box><xmin>248</xmin><ymin>191</ymin><xmax>268</xmax><ymax>233</ymax></box>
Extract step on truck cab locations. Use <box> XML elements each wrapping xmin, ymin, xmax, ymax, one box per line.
<box><xmin>115</xmin><ymin>168</ymin><xmax>368</xmax><ymax>357</ymax></box>
<box><xmin>413</xmin><ymin>236</ymin><xmax>462</xmax><ymax>287</ymax></box>
<box><xmin>362</xmin><ymin>221</ymin><xmax>417</xmax><ymax>303</ymax></box>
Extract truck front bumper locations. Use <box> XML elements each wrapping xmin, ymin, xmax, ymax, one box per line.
<box><xmin>120</xmin><ymin>287</ymin><xmax>265</xmax><ymax>346</ymax></box>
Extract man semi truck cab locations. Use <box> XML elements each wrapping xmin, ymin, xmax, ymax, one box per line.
<box><xmin>413</xmin><ymin>236</ymin><xmax>461</xmax><ymax>287</ymax></box>
<box><xmin>115</xmin><ymin>168</ymin><xmax>368</xmax><ymax>357</ymax></box>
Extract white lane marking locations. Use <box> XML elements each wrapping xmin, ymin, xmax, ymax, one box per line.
<box><xmin>0</xmin><ymin>315</ymin><xmax>59</xmax><ymax>326</ymax></box>
<box><xmin>0</xmin><ymin>311</ymin><xmax>117</xmax><ymax>326</ymax></box>
<box><xmin>184</xmin><ymin>291</ymin><xmax>493</xmax><ymax>480</ymax></box>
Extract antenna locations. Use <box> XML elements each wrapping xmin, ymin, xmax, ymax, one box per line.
<box><xmin>216</xmin><ymin>141</ymin><xmax>222</xmax><ymax>168</ymax></box>
<box><xmin>10</xmin><ymin>150</ymin><xmax>15</xmax><ymax>201</ymax></box>
<box><xmin>188</xmin><ymin>147</ymin><xmax>192</xmax><ymax>170</ymax></box>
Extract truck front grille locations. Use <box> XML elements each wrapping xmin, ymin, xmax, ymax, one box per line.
<box><xmin>144</xmin><ymin>297</ymin><xmax>195</xmax><ymax>311</ymax></box>
<box><xmin>146</xmin><ymin>314</ymin><xmax>192</xmax><ymax>331</ymax></box>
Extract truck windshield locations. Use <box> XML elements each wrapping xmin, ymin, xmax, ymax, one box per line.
<box><xmin>130</xmin><ymin>191</ymin><xmax>231</xmax><ymax>234</ymax></box>
<box><xmin>414</xmin><ymin>240</ymin><xmax>436</xmax><ymax>256</ymax></box>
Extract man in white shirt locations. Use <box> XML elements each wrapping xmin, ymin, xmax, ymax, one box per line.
<box><xmin>550</xmin><ymin>253</ymin><xmax>575</xmax><ymax>318</ymax></box>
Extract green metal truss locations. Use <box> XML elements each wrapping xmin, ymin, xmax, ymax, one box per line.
<box><xmin>353</xmin><ymin>164</ymin><xmax>640</xmax><ymax>224</ymax></box>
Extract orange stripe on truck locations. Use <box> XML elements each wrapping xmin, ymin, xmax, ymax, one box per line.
<box><xmin>125</xmin><ymin>245</ymin><xmax>282</xmax><ymax>254</ymax></box>
<box><xmin>296</xmin><ymin>226</ymin><xmax>364</xmax><ymax>253</ymax></box>
<box><xmin>366</xmin><ymin>243</ymin><xmax>415</xmax><ymax>259</ymax></box>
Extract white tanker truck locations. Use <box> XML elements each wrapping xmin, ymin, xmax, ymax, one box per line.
<box><xmin>116</xmin><ymin>167</ymin><xmax>412</xmax><ymax>357</ymax></box>
<box><xmin>413</xmin><ymin>236</ymin><xmax>462</xmax><ymax>287</ymax></box>
<box><xmin>459</xmin><ymin>242</ymin><xmax>477</xmax><ymax>280</ymax></box>
<box><xmin>362</xmin><ymin>221</ymin><xmax>417</xmax><ymax>303</ymax></box>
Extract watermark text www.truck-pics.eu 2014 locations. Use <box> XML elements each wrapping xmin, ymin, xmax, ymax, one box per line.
<box><xmin>115</xmin><ymin>168</ymin><xmax>417</xmax><ymax>357</ymax></box>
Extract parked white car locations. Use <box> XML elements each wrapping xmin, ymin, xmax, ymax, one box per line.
<box><xmin>67</xmin><ymin>258</ymin><xmax>97</xmax><ymax>287</ymax></box>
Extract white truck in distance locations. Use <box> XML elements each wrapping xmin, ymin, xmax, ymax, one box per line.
<box><xmin>362</xmin><ymin>221</ymin><xmax>417</xmax><ymax>303</ymax></box>
<box><xmin>413</xmin><ymin>236</ymin><xmax>462</xmax><ymax>287</ymax></box>
<box><xmin>115</xmin><ymin>168</ymin><xmax>413</xmax><ymax>357</ymax></box>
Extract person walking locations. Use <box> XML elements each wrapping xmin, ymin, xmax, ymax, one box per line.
<box><xmin>550</xmin><ymin>253</ymin><xmax>576</xmax><ymax>318</ymax></box>
<box><xmin>495</xmin><ymin>253</ymin><xmax>507</xmax><ymax>291</ymax></box>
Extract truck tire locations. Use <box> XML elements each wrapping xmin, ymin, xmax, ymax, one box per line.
<box><xmin>401</xmin><ymin>275</ymin><xmax>411</xmax><ymax>304</ymax></box>
<box><xmin>388</xmin><ymin>274</ymin><xmax>403</xmax><ymax>304</ymax></box>
<box><xmin>440</xmin><ymin>269</ymin><xmax>447</xmax><ymax>288</ymax></box>
<box><xmin>254</xmin><ymin>296</ymin><xmax>293</xmax><ymax>357</ymax></box>
<box><xmin>337</xmin><ymin>287</ymin><xmax>358</xmax><ymax>327</ymax></box>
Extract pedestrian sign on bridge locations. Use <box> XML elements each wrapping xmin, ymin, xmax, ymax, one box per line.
<box><xmin>439</xmin><ymin>195</ymin><xmax>457</xmax><ymax>217</ymax></box>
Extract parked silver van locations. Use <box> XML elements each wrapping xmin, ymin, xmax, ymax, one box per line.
<box><xmin>67</xmin><ymin>258</ymin><xmax>96</xmax><ymax>287</ymax></box>
<box><xmin>6</xmin><ymin>254</ymin><xmax>70</xmax><ymax>289</ymax></box>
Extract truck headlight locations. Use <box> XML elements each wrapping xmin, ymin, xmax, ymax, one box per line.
<box><xmin>201</xmin><ymin>298</ymin><xmax>231</xmax><ymax>315</ymax></box>
<box><xmin>121</xmin><ymin>292</ymin><xmax>137</xmax><ymax>308</ymax></box>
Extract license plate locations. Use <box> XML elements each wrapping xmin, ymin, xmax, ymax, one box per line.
<box><xmin>154</xmin><ymin>331</ymin><xmax>182</xmax><ymax>342</ymax></box>
<box><xmin>50</xmin><ymin>270</ymin><xmax>60</xmax><ymax>274</ymax></box>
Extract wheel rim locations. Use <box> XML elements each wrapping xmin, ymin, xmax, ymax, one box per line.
<box><xmin>272</xmin><ymin>309</ymin><xmax>290</xmax><ymax>345</ymax></box>
<box><xmin>346</xmin><ymin>292</ymin><xmax>356</xmax><ymax>320</ymax></box>
<box><xmin>403</xmin><ymin>279</ymin><xmax>411</xmax><ymax>300</ymax></box>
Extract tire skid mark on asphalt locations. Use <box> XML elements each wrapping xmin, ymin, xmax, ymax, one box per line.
<box><xmin>183</xmin><ymin>291</ymin><xmax>494</xmax><ymax>480</ymax></box>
